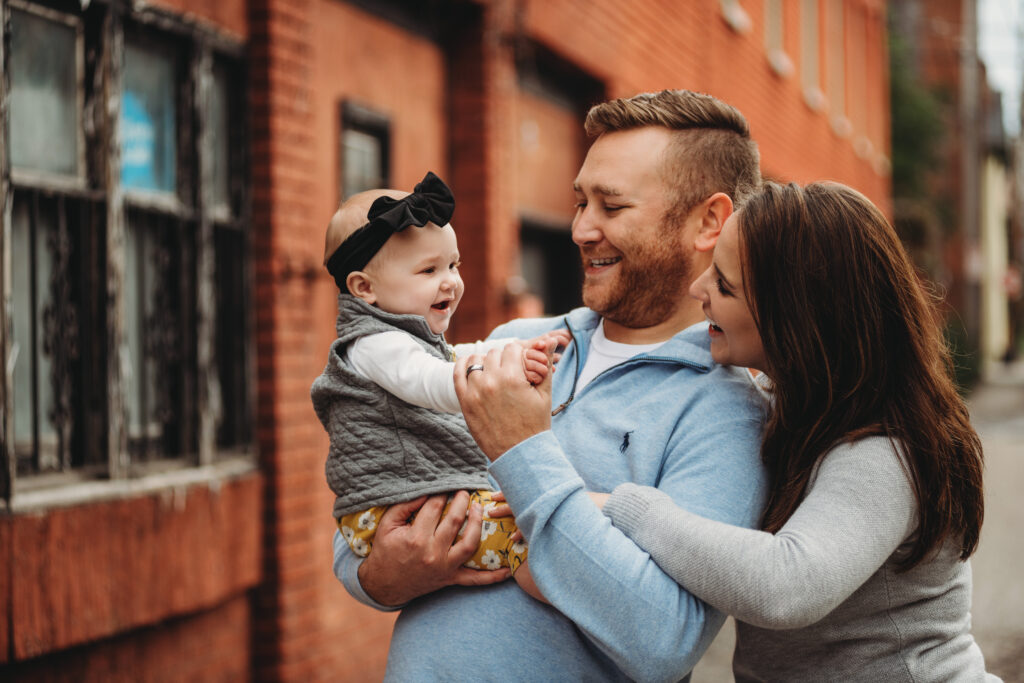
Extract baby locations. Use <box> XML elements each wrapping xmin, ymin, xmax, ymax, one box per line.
<box><xmin>311</xmin><ymin>171</ymin><xmax>564</xmax><ymax>601</ymax></box>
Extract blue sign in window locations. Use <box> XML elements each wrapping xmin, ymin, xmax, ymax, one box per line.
<box><xmin>121</xmin><ymin>41</ymin><xmax>176</xmax><ymax>193</ymax></box>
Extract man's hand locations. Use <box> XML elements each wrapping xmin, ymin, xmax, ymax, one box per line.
<box><xmin>357</xmin><ymin>491</ymin><xmax>510</xmax><ymax>606</ymax></box>
<box><xmin>455</xmin><ymin>343</ymin><xmax>554</xmax><ymax>461</ymax></box>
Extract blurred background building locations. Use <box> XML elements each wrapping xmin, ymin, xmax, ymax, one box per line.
<box><xmin>0</xmin><ymin>0</ymin><xmax>1015</xmax><ymax>680</ymax></box>
<box><xmin>890</xmin><ymin>0</ymin><xmax>1020</xmax><ymax>386</ymax></box>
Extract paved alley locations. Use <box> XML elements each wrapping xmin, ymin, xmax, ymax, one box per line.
<box><xmin>968</xmin><ymin>362</ymin><xmax>1024</xmax><ymax>681</ymax></box>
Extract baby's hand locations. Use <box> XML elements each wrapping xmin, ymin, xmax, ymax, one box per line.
<box><xmin>520</xmin><ymin>329</ymin><xmax>570</xmax><ymax>385</ymax></box>
<box><xmin>532</xmin><ymin>329</ymin><xmax>571</xmax><ymax>356</ymax></box>
<box><xmin>522</xmin><ymin>347</ymin><xmax>550</xmax><ymax>385</ymax></box>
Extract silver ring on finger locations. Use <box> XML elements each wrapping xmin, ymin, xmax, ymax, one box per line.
<box><xmin>465</xmin><ymin>363</ymin><xmax>485</xmax><ymax>378</ymax></box>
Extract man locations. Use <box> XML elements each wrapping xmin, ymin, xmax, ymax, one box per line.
<box><xmin>333</xmin><ymin>89</ymin><xmax>769</xmax><ymax>681</ymax></box>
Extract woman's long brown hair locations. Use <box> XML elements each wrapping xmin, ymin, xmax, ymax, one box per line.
<box><xmin>739</xmin><ymin>182</ymin><xmax>984</xmax><ymax>570</ymax></box>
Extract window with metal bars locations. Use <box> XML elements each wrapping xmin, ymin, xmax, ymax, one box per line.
<box><xmin>1</xmin><ymin>0</ymin><xmax>251</xmax><ymax>501</ymax></box>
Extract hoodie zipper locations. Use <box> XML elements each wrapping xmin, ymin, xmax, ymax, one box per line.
<box><xmin>551</xmin><ymin>320</ymin><xmax>709</xmax><ymax>416</ymax></box>
<box><xmin>551</xmin><ymin>321</ymin><xmax>580</xmax><ymax>416</ymax></box>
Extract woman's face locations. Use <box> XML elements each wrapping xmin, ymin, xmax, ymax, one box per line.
<box><xmin>689</xmin><ymin>212</ymin><xmax>767</xmax><ymax>371</ymax></box>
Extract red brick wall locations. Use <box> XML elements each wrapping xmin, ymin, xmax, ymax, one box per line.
<box><xmin>288</xmin><ymin>3</ymin><xmax>893</xmax><ymax>677</ymax></box>
<box><xmin>5</xmin><ymin>596</ymin><xmax>252</xmax><ymax>682</ymax></box>
<box><xmin>0</xmin><ymin>474</ymin><xmax>262</xmax><ymax>679</ymax></box>
<box><xmin>520</xmin><ymin>0</ymin><xmax>890</xmax><ymax>211</ymax></box>
<box><xmin>4</xmin><ymin>2</ymin><xmax>893</xmax><ymax>682</ymax></box>
<box><xmin>147</xmin><ymin>0</ymin><xmax>249</xmax><ymax>39</ymax></box>
<box><xmin>247</xmin><ymin>0</ymin><xmax>330</xmax><ymax>679</ymax></box>
<box><xmin>305</xmin><ymin>3</ymin><xmax>454</xmax><ymax>680</ymax></box>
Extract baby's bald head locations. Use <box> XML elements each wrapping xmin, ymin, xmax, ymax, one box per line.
<box><xmin>323</xmin><ymin>188</ymin><xmax>408</xmax><ymax>265</ymax></box>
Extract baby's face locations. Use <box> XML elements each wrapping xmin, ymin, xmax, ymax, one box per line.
<box><xmin>368</xmin><ymin>223</ymin><xmax>464</xmax><ymax>334</ymax></box>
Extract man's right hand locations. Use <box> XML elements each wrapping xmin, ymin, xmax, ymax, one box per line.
<box><xmin>356</xmin><ymin>491</ymin><xmax>511</xmax><ymax>606</ymax></box>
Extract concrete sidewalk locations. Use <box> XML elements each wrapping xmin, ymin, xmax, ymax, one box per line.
<box><xmin>967</xmin><ymin>365</ymin><xmax>1024</xmax><ymax>682</ymax></box>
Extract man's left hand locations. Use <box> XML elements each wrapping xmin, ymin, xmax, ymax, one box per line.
<box><xmin>455</xmin><ymin>342</ymin><xmax>554</xmax><ymax>461</ymax></box>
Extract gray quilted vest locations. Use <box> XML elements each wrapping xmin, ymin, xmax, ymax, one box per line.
<box><xmin>311</xmin><ymin>294</ymin><xmax>491</xmax><ymax>519</ymax></box>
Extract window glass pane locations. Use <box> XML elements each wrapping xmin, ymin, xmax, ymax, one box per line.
<box><xmin>121</xmin><ymin>40</ymin><xmax>177</xmax><ymax>193</ymax></box>
<box><xmin>519</xmin><ymin>224</ymin><xmax>582</xmax><ymax>315</ymax></box>
<box><xmin>520</xmin><ymin>240</ymin><xmax>548</xmax><ymax>310</ymax></box>
<box><xmin>124</xmin><ymin>220</ymin><xmax>162</xmax><ymax>442</ymax></box>
<box><xmin>35</xmin><ymin>204</ymin><xmax>59</xmax><ymax>468</ymax></box>
<box><xmin>343</xmin><ymin>129</ymin><xmax>383</xmax><ymax>197</ymax></box>
<box><xmin>124</xmin><ymin>210</ymin><xmax>194</xmax><ymax>460</ymax></box>
<box><xmin>10</xmin><ymin>195</ymin><xmax>62</xmax><ymax>470</ymax></box>
<box><xmin>765</xmin><ymin>0</ymin><xmax>782</xmax><ymax>51</ymax></box>
<box><xmin>215</xmin><ymin>227</ymin><xmax>248</xmax><ymax>447</ymax></box>
<box><xmin>801</xmin><ymin>0</ymin><xmax>820</xmax><ymax>89</ymax></box>
<box><xmin>827</xmin><ymin>0</ymin><xmax>845</xmax><ymax>115</ymax></box>
<box><xmin>8</xmin><ymin>9</ymin><xmax>79</xmax><ymax>176</ymax></box>
<box><xmin>209</xmin><ymin>63</ymin><xmax>232</xmax><ymax>212</ymax></box>
<box><xmin>124</xmin><ymin>221</ymin><xmax>145</xmax><ymax>437</ymax></box>
<box><xmin>12</xmin><ymin>200</ymin><xmax>34</xmax><ymax>450</ymax></box>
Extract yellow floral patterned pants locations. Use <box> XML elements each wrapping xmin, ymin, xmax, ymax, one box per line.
<box><xmin>338</xmin><ymin>490</ymin><xmax>527</xmax><ymax>574</ymax></box>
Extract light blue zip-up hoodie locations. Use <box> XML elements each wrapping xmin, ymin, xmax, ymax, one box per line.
<box><xmin>334</xmin><ymin>308</ymin><xmax>769</xmax><ymax>682</ymax></box>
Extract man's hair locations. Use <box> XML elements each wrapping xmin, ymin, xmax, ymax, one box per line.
<box><xmin>585</xmin><ymin>89</ymin><xmax>761</xmax><ymax>218</ymax></box>
<box><xmin>739</xmin><ymin>181</ymin><xmax>984</xmax><ymax>572</ymax></box>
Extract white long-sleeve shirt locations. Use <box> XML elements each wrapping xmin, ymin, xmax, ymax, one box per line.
<box><xmin>344</xmin><ymin>332</ymin><xmax>518</xmax><ymax>414</ymax></box>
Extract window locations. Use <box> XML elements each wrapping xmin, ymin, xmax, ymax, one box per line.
<box><xmin>720</xmin><ymin>0</ymin><xmax>752</xmax><ymax>34</ymax></box>
<box><xmin>340</xmin><ymin>101</ymin><xmax>390</xmax><ymax>200</ymax></box>
<box><xmin>1</xmin><ymin>1</ymin><xmax>251</xmax><ymax>500</ymax></box>
<box><xmin>849</xmin><ymin>4</ymin><xmax>873</xmax><ymax>158</ymax></box>
<box><xmin>826</xmin><ymin>0</ymin><xmax>851</xmax><ymax>137</ymax></box>
<box><xmin>520</xmin><ymin>222</ymin><xmax>582</xmax><ymax>316</ymax></box>
<box><xmin>7</xmin><ymin>4</ymin><xmax>82</xmax><ymax>180</ymax></box>
<box><xmin>800</xmin><ymin>0</ymin><xmax>826</xmax><ymax>111</ymax></box>
<box><xmin>764</xmin><ymin>0</ymin><xmax>794</xmax><ymax>77</ymax></box>
<box><xmin>512</xmin><ymin>41</ymin><xmax>597</xmax><ymax>318</ymax></box>
<box><xmin>10</xmin><ymin>192</ymin><xmax>103</xmax><ymax>475</ymax></box>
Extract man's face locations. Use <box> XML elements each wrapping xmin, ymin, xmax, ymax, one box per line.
<box><xmin>571</xmin><ymin>127</ymin><xmax>696</xmax><ymax>329</ymax></box>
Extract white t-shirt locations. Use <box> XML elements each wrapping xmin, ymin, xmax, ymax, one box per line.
<box><xmin>575</xmin><ymin>321</ymin><xmax>666</xmax><ymax>391</ymax></box>
<box><xmin>747</xmin><ymin>368</ymin><xmax>773</xmax><ymax>400</ymax></box>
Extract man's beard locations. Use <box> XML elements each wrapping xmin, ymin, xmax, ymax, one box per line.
<box><xmin>581</xmin><ymin>231</ymin><xmax>694</xmax><ymax>329</ymax></box>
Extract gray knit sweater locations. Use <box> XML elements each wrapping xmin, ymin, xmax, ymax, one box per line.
<box><xmin>311</xmin><ymin>295</ymin><xmax>490</xmax><ymax>519</ymax></box>
<box><xmin>604</xmin><ymin>436</ymin><xmax>999</xmax><ymax>682</ymax></box>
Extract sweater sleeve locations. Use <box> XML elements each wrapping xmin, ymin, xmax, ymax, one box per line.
<box><xmin>332</xmin><ymin>528</ymin><xmax>403</xmax><ymax>612</ymax></box>
<box><xmin>603</xmin><ymin>437</ymin><xmax>918</xmax><ymax>629</ymax></box>
<box><xmin>489</xmin><ymin>405</ymin><xmax>767</xmax><ymax>681</ymax></box>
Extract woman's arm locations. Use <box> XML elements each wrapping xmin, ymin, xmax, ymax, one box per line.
<box><xmin>603</xmin><ymin>437</ymin><xmax>918</xmax><ymax>629</ymax></box>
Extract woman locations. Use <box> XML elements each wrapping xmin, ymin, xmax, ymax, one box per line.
<box><xmin>600</xmin><ymin>181</ymin><xmax>997</xmax><ymax>680</ymax></box>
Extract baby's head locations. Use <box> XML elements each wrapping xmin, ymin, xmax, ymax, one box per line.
<box><xmin>324</xmin><ymin>172</ymin><xmax>464</xmax><ymax>335</ymax></box>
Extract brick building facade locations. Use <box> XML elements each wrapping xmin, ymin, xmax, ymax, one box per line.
<box><xmin>1</xmin><ymin>0</ymin><xmax>890</xmax><ymax>680</ymax></box>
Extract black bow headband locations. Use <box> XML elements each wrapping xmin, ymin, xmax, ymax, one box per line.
<box><xmin>326</xmin><ymin>171</ymin><xmax>456</xmax><ymax>290</ymax></box>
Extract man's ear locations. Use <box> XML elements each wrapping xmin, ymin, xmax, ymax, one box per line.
<box><xmin>346</xmin><ymin>271</ymin><xmax>377</xmax><ymax>304</ymax></box>
<box><xmin>693</xmin><ymin>192</ymin><xmax>734</xmax><ymax>253</ymax></box>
